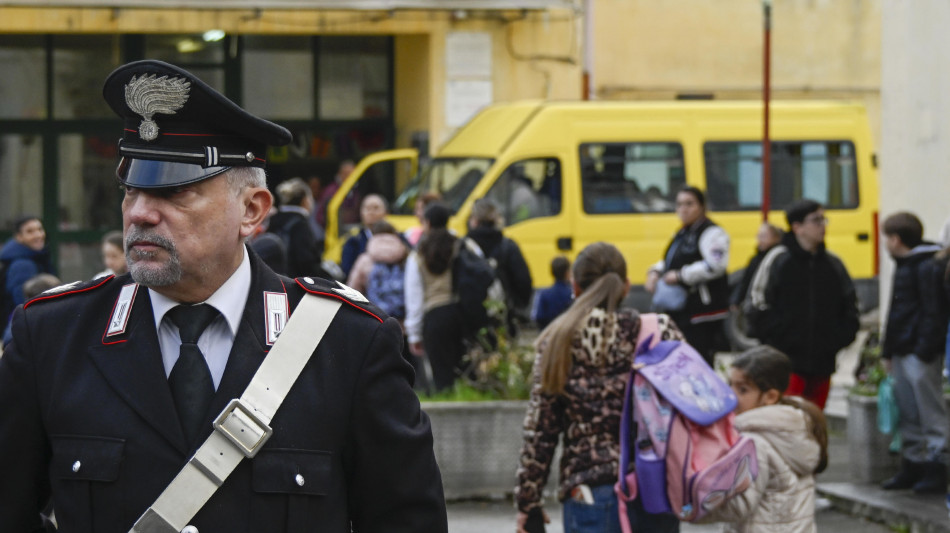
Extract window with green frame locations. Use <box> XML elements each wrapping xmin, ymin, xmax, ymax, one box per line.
<box><xmin>0</xmin><ymin>33</ymin><xmax>395</xmax><ymax>282</ymax></box>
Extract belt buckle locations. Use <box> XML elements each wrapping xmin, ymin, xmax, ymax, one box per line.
<box><xmin>212</xmin><ymin>398</ymin><xmax>273</xmax><ymax>458</ymax></box>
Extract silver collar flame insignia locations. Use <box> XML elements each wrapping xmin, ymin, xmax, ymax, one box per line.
<box><xmin>124</xmin><ymin>74</ymin><xmax>191</xmax><ymax>142</ymax></box>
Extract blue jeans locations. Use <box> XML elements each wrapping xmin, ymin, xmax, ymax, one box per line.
<box><xmin>944</xmin><ymin>323</ymin><xmax>950</xmax><ymax>378</ymax></box>
<box><xmin>562</xmin><ymin>484</ymin><xmax>680</xmax><ymax>533</ymax></box>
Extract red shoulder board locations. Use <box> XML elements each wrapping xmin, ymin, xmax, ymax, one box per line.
<box><xmin>295</xmin><ymin>276</ymin><xmax>384</xmax><ymax>323</ymax></box>
<box><xmin>23</xmin><ymin>275</ymin><xmax>114</xmax><ymax>310</ymax></box>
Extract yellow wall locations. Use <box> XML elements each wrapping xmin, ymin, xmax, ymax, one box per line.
<box><xmin>394</xmin><ymin>34</ymin><xmax>431</xmax><ymax>151</ymax></box>
<box><xmin>0</xmin><ymin>2</ymin><xmax>882</xmax><ymax>146</ymax></box>
<box><xmin>591</xmin><ymin>0</ymin><xmax>882</xmax><ymax>146</ymax></box>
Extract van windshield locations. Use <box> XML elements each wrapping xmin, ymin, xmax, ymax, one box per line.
<box><xmin>392</xmin><ymin>157</ymin><xmax>494</xmax><ymax>215</ymax></box>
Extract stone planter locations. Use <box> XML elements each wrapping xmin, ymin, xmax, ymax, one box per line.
<box><xmin>847</xmin><ymin>393</ymin><xmax>900</xmax><ymax>483</ymax></box>
<box><xmin>848</xmin><ymin>392</ymin><xmax>950</xmax><ymax>483</ymax></box>
<box><xmin>423</xmin><ymin>400</ymin><xmax>536</xmax><ymax>500</ymax></box>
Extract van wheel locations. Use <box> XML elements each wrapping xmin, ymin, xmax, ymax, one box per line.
<box><xmin>723</xmin><ymin>308</ymin><xmax>760</xmax><ymax>352</ymax></box>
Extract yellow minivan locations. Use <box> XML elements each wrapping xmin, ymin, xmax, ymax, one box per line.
<box><xmin>326</xmin><ymin>100</ymin><xmax>879</xmax><ymax>297</ymax></box>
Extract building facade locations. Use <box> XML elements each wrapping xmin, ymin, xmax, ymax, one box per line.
<box><xmin>0</xmin><ymin>0</ymin><xmax>882</xmax><ymax>282</ymax></box>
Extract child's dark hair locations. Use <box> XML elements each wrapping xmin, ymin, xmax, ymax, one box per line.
<box><xmin>550</xmin><ymin>256</ymin><xmax>570</xmax><ymax>281</ymax></box>
<box><xmin>13</xmin><ymin>215</ymin><xmax>40</xmax><ymax>234</ymax></box>
<box><xmin>731</xmin><ymin>345</ymin><xmax>791</xmax><ymax>393</ymax></box>
<box><xmin>731</xmin><ymin>345</ymin><xmax>828</xmax><ymax>474</ymax></box>
<box><xmin>882</xmin><ymin>211</ymin><xmax>924</xmax><ymax>249</ymax></box>
<box><xmin>371</xmin><ymin>220</ymin><xmax>397</xmax><ymax>235</ymax></box>
<box><xmin>785</xmin><ymin>199</ymin><xmax>822</xmax><ymax>227</ymax></box>
<box><xmin>418</xmin><ymin>228</ymin><xmax>456</xmax><ymax>275</ymax></box>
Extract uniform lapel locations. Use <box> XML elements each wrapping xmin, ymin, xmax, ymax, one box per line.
<box><xmin>88</xmin><ymin>288</ymin><xmax>188</xmax><ymax>454</ymax></box>
<box><xmin>199</xmin><ymin>254</ymin><xmax>288</xmax><ymax>444</ymax></box>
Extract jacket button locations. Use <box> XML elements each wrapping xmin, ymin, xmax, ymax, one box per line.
<box><xmin>295</xmin><ymin>474</ymin><xmax>305</xmax><ymax>486</ymax></box>
<box><xmin>71</xmin><ymin>461</ymin><xmax>81</xmax><ymax>473</ymax></box>
<box><xmin>303</xmin><ymin>277</ymin><xmax>314</xmax><ymax>284</ymax></box>
<box><xmin>182</xmin><ymin>526</ymin><xmax>199</xmax><ymax>533</ymax></box>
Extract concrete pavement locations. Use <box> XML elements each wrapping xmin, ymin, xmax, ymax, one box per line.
<box><xmin>445</xmin><ymin>496</ymin><xmax>895</xmax><ymax>533</ymax></box>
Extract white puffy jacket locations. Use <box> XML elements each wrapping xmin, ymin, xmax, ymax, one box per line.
<box><xmin>706</xmin><ymin>404</ymin><xmax>821</xmax><ymax>533</ymax></box>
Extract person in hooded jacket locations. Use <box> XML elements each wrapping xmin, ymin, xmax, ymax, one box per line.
<box><xmin>749</xmin><ymin>199</ymin><xmax>859</xmax><ymax>408</ymax></box>
<box><xmin>878</xmin><ymin>212</ymin><xmax>949</xmax><ymax>494</ymax></box>
<box><xmin>703</xmin><ymin>345</ymin><xmax>827</xmax><ymax>533</ymax></box>
<box><xmin>1</xmin><ymin>215</ymin><xmax>54</xmax><ymax>322</ymax></box>
<box><xmin>465</xmin><ymin>198</ymin><xmax>532</xmax><ymax>337</ymax></box>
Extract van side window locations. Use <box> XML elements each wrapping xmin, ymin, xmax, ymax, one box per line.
<box><xmin>579</xmin><ymin>142</ymin><xmax>685</xmax><ymax>214</ymax></box>
<box><xmin>336</xmin><ymin>157</ymin><xmax>416</xmax><ymax>236</ymax></box>
<box><xmin>704</xmin><ymin>141</ymin><xmax>859</xmax><ymax>211</ymax></box>
<box><xmin>483</xmin><ymin>158</ymin><xmax>561</xmax><ymax>225</ymax></box>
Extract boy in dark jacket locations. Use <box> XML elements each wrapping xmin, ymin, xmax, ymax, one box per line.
<box><xmin>880</xmin><ymin>212</ymin><xmax>949</xmax><ymax>493</ymax></box>
<box><xmin>751</xmin><ymin>199</ymin><xmax>859</xmax><ymax>408</ymax></box>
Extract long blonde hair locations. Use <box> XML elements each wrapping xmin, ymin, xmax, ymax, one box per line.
<box><xmin>536</xmin><ymin>242</ymin><xmax>628</xmax><ymax>394</ymax></box>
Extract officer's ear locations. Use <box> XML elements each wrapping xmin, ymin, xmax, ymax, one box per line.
<box><xmin>239</xmin><ymin>186</ymin><xmax>273</xmax><ymax>239</ymax></box>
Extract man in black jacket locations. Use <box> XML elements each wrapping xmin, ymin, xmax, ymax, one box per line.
<box><xmin>879</xmin><ymin>212</ymin><xmax>949</xmax><ymax>493</ymax></box>
<box><xmin>752</xmin><ymin>199</ymin><xmax>859</xmax><ymax>408</ymax></box>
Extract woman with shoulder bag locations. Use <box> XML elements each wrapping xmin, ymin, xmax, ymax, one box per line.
<box><xmin>515</xmin><ymin>242</ymin><xmax>682</xmax><ymax>533</ymax></box>
<box><xmin>645</xmin><ymin>186</ymin><xmax>730</xmax><ymax>366</ymax></box>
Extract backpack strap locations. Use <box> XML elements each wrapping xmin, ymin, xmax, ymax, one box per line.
<box><xmin>746</xmin><ymin>244</ymin><xmax>787</xmax><ymax>311</ymax></box>
<box><xmin>129</xmin><ymin>294</ymin><xmax>342</xmax><ymax>533</ymax></box>
<box><xmin>614</xmin><ymin>313</ymin><xmax>661</xmax><ymax>533</ymax></box>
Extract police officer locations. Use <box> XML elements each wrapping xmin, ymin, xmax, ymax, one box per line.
<box><xmin>0</xmin><ymin>60</ymin><xmax>447</xmax><ymax>533</ymax></box>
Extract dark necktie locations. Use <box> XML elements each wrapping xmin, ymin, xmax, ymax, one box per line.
<box><xmin>167</xmin><ymin>303</ymin><xmax>220</xmax><ymax>446</ymax></box>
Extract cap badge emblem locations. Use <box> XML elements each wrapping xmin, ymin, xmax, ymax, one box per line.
<box><xmin>124</xmin><ymin>74</ymin><xmax>191</xmax><ymax>142</ymax></box>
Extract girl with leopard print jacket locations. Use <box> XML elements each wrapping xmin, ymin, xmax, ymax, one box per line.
<box><xmin>515</xmin><ymin>242</ymin><xmax>682</xmax><ymax>533</ymax></box>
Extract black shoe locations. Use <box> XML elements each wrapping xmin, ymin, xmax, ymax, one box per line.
<box><xmin>913</xmin><ymin>462</ymin><xmax>947</xmax><ymax>494</ymax></box>
<box><xmin>882</xmin><ymin>459</ymin><xmax>922</xmax><ymax>490</ymax></box>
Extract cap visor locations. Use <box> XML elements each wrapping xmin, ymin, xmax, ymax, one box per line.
<box><xmin>116</xmin><ymin>157</ymin><xmax>230</xmax><ymax>188</ymax></box>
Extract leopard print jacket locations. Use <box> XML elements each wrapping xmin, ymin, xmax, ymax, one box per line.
<box><xmin>514</xmin><ymin>309</ymin><xmax>683</xmax><ymax>512</ymax></box>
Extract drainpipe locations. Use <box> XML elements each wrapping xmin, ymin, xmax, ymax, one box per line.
<box><xmin>762</xmin><ymin>0</ymin><xmax>772</xmax><ymax>220</ymax></box>
<box><xmin>583</xmin><ymin>0</ymin><xmax>594</xmax><ymax>100</ymax></box>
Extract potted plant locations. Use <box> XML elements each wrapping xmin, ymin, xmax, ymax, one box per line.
<box><xmin>846</xmin><ymin>331</ymin><xmax>901</xmax><ymax>483</ymax></box>
<box><xmin>419</xmin><ymin>314</ymin><xmax>538</xmax><ymax>499</ymax></box>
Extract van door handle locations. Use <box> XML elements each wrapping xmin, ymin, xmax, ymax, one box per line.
<box><xmin>856</xmin><ymin>233</ymin><xmax>869</xmax><ymax>242</ymax></box>
<box><xmin>557</xmin><ymin>237</ymin><xmax>572</xmax><ymax>251</ymax></box>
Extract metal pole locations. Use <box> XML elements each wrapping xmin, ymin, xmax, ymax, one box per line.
<box><xmin>583</xmin><ymin>0</ymin><xmax>594</xmax><ymax>100</ymax></box>
<box><xmin>762</xmin><ymin>0</ymin><xmax>772</xmax><ymax>221</ymax></box>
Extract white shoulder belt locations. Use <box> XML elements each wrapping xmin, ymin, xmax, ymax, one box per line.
<box><xmin>130</xmin><ymin>294</ymin><xmax>343</xmax><ymax>533</ymax></box>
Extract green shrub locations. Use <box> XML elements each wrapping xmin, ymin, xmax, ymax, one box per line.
<box><xmin>419</xmin><ymin>299</ymin><xmax>536</xmax><ymax>402</ymax></box>
<box><xmin>851</xmin><ymin>330</ymin><xmax>884</xmax><ymax>396</ymax></box>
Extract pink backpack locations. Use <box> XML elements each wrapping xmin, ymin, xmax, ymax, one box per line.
<box><xmin>614</xmin><ymin>314</ymin><xmax>757</xmax><ymax>531</ymax></box>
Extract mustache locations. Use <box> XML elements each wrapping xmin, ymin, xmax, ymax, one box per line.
<box><xmin>125</xmin><ymin>228</ymin><xmax>176</xmax><ymax>253</ymax></box>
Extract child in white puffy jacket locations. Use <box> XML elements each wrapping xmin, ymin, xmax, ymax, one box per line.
<box><xmin>704</xmin><ymin>345</ymin><xmax>828</xmax><ymax>533</ymax></box>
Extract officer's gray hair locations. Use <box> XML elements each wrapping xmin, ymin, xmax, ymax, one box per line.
<box><xmin>226</xmin><ymin>166</ymin><xmax>267</xmax><ymax>194</ymax></box>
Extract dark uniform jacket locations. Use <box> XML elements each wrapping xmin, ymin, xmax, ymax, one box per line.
<box><xmin>0</xmin><ymin>250</ymin><xmax>447</xmax><ymax>533</ymax></box>
<box><xmin>757</xmin><ymin>232</ymin><xmax>860</xmax><ymax>376</ymax></box>
<box><xmin>882</xmin><ymin>243</ymin><xmax>948</xmax><ymax>362</ymax></box>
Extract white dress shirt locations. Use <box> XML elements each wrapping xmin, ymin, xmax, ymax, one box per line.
<box><xmin>150</xmin><ymin>250</ymin><xmax>251</xmax><ymax>390</ymax></box>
